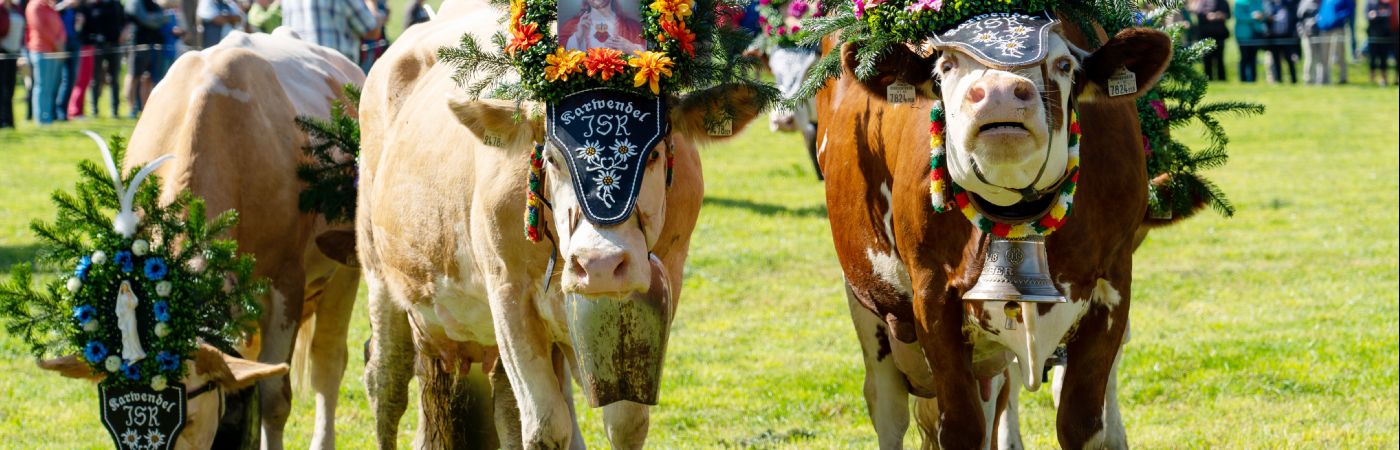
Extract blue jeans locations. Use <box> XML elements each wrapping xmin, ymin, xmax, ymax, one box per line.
<box><xmin>29</xmin><ymin>52</ymin><xmax>64</xmax><ymax>124</ymax></box>
<box><xmin>56</xmin><ymin>40</ymin><xmax>80</xmax><ymax>120</ymax></box>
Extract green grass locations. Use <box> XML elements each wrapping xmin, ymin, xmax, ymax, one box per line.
<box><xmin>1</xmin><ymin>80</ymin><xmax>1397</xmax><ymax>448</ymax></box>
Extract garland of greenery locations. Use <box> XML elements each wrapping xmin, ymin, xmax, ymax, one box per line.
<box><xmin>439</xmin><ymin>0</ymin><xmax>778</xmax><ymax>111</ymax></box>
<box><xmin>0</xmin><ymin>134</ymin><xmax>265</xmax><ymax>390</ymax></box>
<box><xmin>295</xmin><ymin>84</ymin><xmax>363</xmax><ymax>224</ymax></box>
<box><xmin>754</xmin><ymin>0</ymin><xmax>822</xmax><ymax>49</ymax></box>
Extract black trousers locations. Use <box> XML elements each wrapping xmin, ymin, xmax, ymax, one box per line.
<box><xmin>0</xmin><ymin>57</ymin><xmax>16</xmax><ymax>128</ymax></box>
<box><xmin>91</xmin><ymin>45</ymin><xmax>122</xmax><ymax>117</ymax></box>
<box><xmin>1268</xmin><ymin>44</ymin><xmax>1299</xmax><ymax>83</ymax></box>
<box><xmin>1239</xmin><ymin>44</ymin><xmax>1262</xmax><ymax>82</ymax></box>
<box><xmin>1203</xmin><ymin>36</ymin><xmax>1228</xmax><ymax>80</ymax></box>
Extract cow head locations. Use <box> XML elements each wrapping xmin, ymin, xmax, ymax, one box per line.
<box><xmin>767</xmin><ymin>47</ymin><xmax>819</xmax><ymax>133</ymax></box>
<box><xmin>37</xmin><ymin>344</ymin><xmax>287</xmax><ymax>450</ymax></box>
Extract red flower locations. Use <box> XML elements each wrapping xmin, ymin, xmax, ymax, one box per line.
<box><xmin>506</xmin><ymin>22</ymin><xmax>542</xmax><ymax>57</ymax></box>
<box><xmin>584</xmin><ymin>48</ymin><xmax>628</xmax><ymax>81</ymax></box>
<box><xmin>660</xmin><ymin>19</ymin><xmax>696</xmax><ymax>57</ymax></box>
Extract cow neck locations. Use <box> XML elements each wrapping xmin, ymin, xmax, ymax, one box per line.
<box><xmin>927</xmin><ymin>98</ymin><xmax>1081</xmax><ymax>238</ymax></box>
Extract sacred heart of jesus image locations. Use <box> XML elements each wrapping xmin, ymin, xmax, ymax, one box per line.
<box><xmin>548</xmin><ymin>88</ymin><xmax>668</xmax><ymax>225</ymax></box>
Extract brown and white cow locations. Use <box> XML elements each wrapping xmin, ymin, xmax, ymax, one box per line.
<box><xmin>819</xmin><ymin>14</ymin><xmax>1175</xmax><ymax>449</ymax></box>
<box><xmin>355</xmin><ymin>1</ymin><xmax>762</xmax><ymax>448</ymax></box>
<box><xmin>123</xmin><ymin>29</ymin><xmax>365</xmax><ymax>450</ymax></box>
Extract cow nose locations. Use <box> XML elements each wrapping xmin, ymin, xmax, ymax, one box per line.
<box><xmin>568</xmin><ymin>249</ymin><xmax>634</xmax><ymax>294</ymax></box>
<box><xmin>967</xmin><ymin>77</ymin><xmax>1037</xmax><ymax>109</ymax></box>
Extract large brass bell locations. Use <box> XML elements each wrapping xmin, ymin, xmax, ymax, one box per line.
<box><xmin>963</xmin><ymin>235</ymin><xmax>1067</xmax><ymax>303</ymax></box>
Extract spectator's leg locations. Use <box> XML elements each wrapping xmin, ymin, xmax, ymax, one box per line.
<box><xmin>1330</xmin><ymin>29</ymin><xmax>1347</xmax><ymax>83</ymax></box>
<box><xmin>1240</xmin><ymin>45</ymin><xmax>1258</xmax><ymax>82</ymax></box>
<box><xmin>1287</xmin><ymin>45</ymin><xmax>1299</xmax><ymax>83</ymax></box>
<box><xmin>0</xmin><ymin>58</ymin><xmax>16</xmax><ymax>128</ymax></box>
<box><xmin>69</xmin><ymin>45</ymin><xmax>95</xmax><ymax>119</ymax></box>
<box><xmin>33</xmin><ymin>53</ymin><xmax>62</xmax><ymax>124</ymax></box>
<box><xmin>56</xmin><ymin>41</ymin><xmax>78</xmax><ymax>121</ymax></box>
<box><xmin>104</xmin><ymin>51</ymin><xmax>121</xmax><ymax>117</ymax></box>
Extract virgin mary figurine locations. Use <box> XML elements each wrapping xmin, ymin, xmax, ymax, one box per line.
<box><xmin>115</xmin><ymin>280</ymin><xmax>147</xmax><ymax>362</ymax></box>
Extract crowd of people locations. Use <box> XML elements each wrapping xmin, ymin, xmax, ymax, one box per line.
<box><xmin>0</xmin><ymin>0</ymin><xmax>434</xmax><ymax>129</ymax></box>
<box><xmin>1185</xmin><ymin>0</ymin><xmax>1399</xmax><ymax>85</ymax></box>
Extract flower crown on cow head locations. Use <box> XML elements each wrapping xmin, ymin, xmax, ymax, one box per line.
<box><xmin>756</xmin><ymin>0</ymin><xmax>823</xmax><ymax>49</ymax></box>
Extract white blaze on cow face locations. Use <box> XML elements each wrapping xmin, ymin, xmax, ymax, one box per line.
<box><xmin>936</xmin><ymin>34</ymin><xmax>1076</xmax><ymax>207</ymax></box>
<box><xmin>543</xmin><ymin>141</ymin><xmax>668</xmax><ymax>296</ymax></box>
<box><xmin>767</xmin><ymin>47</ymin><xmax>819</xmax><ymax>133</ymax></box>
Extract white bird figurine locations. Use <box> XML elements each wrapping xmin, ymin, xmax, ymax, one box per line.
<box><xmin>82</xmin><ymin>131</ymin><xmax>174</xmax><ymax>239</ymax></box>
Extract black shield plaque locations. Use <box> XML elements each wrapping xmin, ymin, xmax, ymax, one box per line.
<box><xmin>547</xmin><ymin>88</ymin><xmax>669</xmax><ymax>225</ymax></box>
<box><xmin>99</xmin><ymin>383</ymin><xmax>186</xmax><ymax>450</ymax></box>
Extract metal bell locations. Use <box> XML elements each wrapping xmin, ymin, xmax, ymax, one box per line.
<box><xmin>963</xmin><ymin>235</ymin><xmax>1067</xmax><ymax>303</ymax></box>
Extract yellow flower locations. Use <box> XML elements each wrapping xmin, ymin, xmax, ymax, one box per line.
<box><xmin>545</xmin><ymin>48</ymin><xmax>586</xmax><ymax>82</ymax></box>
<box><xmin>649</xmin><ymin>0</ymin><xmax>692</xmax><ymax>23</ymax></box>
<box><xmin>628</xmin><ymin>51</ymin><xmax>674</xmax><ymax>94</ymax></box>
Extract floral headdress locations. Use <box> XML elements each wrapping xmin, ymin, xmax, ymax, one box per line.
<box><xmin>755</xmin><ymin>0</ymin><xmax>822</xmax><ymax>49</ymax></box>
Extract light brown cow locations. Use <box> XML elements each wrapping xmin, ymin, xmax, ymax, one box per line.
<box><xmin>122</xmin><ymin>30</ymin><xmax>364</xmax><ymax>450</ymax></box>
<box><xmin>355</xmin><ymin>1</ymin><xmax>761</xmax><ymax>448</ymax></box>
<box><xmin>819</xmin><ymin>16</ymin><xmax>1176</xmax><ymax>449</ymax></box>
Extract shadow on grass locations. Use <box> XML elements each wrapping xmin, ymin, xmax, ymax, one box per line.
<box><xmin>719</xmin><ymin>428</ymin><xmax>819</xmax><ymax>448</ymax></box>
<box><xmin>703</xmin><ymin>196</ymin><xmax>827</xmax><ymax>218</ymax></box>
<box><xmin>0</xmin><ymin>244</ymin><xmax>44</xmax><ymax>274</ymax></box>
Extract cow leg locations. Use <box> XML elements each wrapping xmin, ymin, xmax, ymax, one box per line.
<box><xmin>364</xmin><ymin>272</ymin><xmax>414</xmax><ymax>450</ymax></box>
<box><xmin>491</xmin><ymin>286</ymin><xmax>574</xmax><ymax>449</ymax></box>
<box><xmin>492</xmin><ymin>360</ymin><xmax>525</xmax><ymax>450</ymax></box>
<box><xmin>415</xmin><ymin>354</ymin><xmax>458</xmax><ymax>449</ymax></box>
<box><xmin>554</xmin><ymin>350</ymin><xmax>587</xmax><ymax>450</ymax></box>
<box><xmin>307</xmin><ymin>267</ymin><xmax>360</xmax><ymax>450</ymax></box>
<box><xmin>846</xmin><ymin>286</ymin><xmax>912</xmax><ymax>449</ymax></box>
<box><xmin>913</xmin><ymin>288</ymin><xmax>987</xmax><ymax>449</ymax></box>
<box><xmin>1055</xmin><ymin>279</ymin><xmax>1130</xmax><ymax>450</ymax></box>
<box><xmin>451</xmin><ymin>364</ymin><xmax>499</xmax><ymax>448</ymax></box>
<box><xmin>259</xmin><ymin>271</ymin><xmax>306</xmax><ymax>450</ymax></box>
<box><xmin>800</xmin><ymin>113</ymin><xmax>822</xmax><ymax>180</ymax></box>
<box><xmin>997</xmin><ymin>366</ymin><xmax>1025</xmax><ymax>450</ymax></box>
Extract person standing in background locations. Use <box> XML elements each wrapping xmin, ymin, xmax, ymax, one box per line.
<box><xmin>126</xmin><ymin>0</ymin><xmax>167</xmax><ymax>116</ymax></box>
<box><xmin>78</xmin><ymin>0</ymin><xmax>120</xmax><ymax>117</ymax></box>
<box><xmin>52</xmin><ymin>0</ymin><xmax>79</xmax><ymax>120</ymax></box>
<box><xmin>197</xmin><ymin>0</ymin><xmax>241</xmax><ymax>48</ymax></box>
<box><xmin>26</xmin><ymin>0</ymin><xmax>65</xmax><ymax>124</ymax></box>
<box><xmin>1192</xmin><ymin>0</ymin><xmax>1232</xmax><ymax>80</ymax></box>
<box><xmin>65</xmin><ymin>0</ymin><xmax>92</xmax><ymax>118</ymax></box>
<box><xmin>0</xmin><ymin>0</ymin><xmax>23</xmax><ymax>128</ymax></box>
<box><xmin>402</xmin><ymin>0</ymin><xmax>428</xmax><ymax>30</ymax></box>
<box><xmin>282</xmin><ymin>0</ymin><xmax>382</xmax><ymax>64</ymax></box>
<box><xmin>1236</xmin><ymin>0</ymin><xmax>1269</xmax><ymax>82</ymax></box>
<box><xmin>1366</xmin><ymin>0</ymin><xmax>1396</xmax><ymax>85</ymax></box>
<box><xmin>357</xmin><ymin>0</ymin><xmax>385</xmax><ymax>72</ymax></box>
<box><xmin>1264</xmin><ymin>0</ymin><xmax>1300</xmax><ymax>83</ymax></box>
<box><xmin>248</xmin><ymin>0</ymin><xmax>280</xmax><ymax>32</ymax></box>
<box><xmin>158</xmin><ymin>0</ymin><xmax>183</xmax><ymax>75</ymax></box>
<box><xmin>1316</xmin><ymin>0</ymin><xmax>1353</xmax><ymax>83</ymax></box>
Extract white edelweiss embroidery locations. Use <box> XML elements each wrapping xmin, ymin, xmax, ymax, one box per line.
<box><xmin>587</xmin><ymin>154</ymin><xmax>629</xmax><ymax>208</ymax></box>
<box><xmin>575</xmin><ymin>140</ymin><xmax>604</xmax><ymax>164</ymax></box>
<box><xmin>973</xmin><ymin>31</ymin><xmax>998</xmax><ymax>43</ymax></box>
<box><xmin>1009</xmin><ymin>25</ymin><xmax>1032</xmax><ymax>35</ymax></box>
<box><xmin>999</xmin><ymin>39</ymin><xmax>1025</xmax><ymax>56</ymax></box>
<box><xmin>610</xmin><ymin>139</ymin><xmax>636</xmax><ymax>158</ymax></box>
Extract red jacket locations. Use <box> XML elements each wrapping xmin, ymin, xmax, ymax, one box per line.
<box><xmin>25</xmin><ymin>0</ymin><xmax>65</xmax><ymax>52</ymax></box>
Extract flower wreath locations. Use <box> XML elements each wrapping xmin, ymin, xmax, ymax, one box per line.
<box><xmin>0</xmin><ymin>133</ymin><xmax>264</xmax><ymax>390</ymax></box>
<box><xmin>755</xmin><ymin>0</ymin><xmax>821</xmax><ymax>49</ymax></box>
<box><xmin>504</xmin><ymin>0</ymin><xmax>700</xmax><ymax>101</ymax></box>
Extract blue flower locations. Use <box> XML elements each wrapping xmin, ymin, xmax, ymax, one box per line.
<box><xmin>73</xmin><ymin>256</ymin><xmax>93</xmax><ymax>281</ymax></box>
<box><xmin>114</xmin><ymin>251</ymin><xmax>134</xmax><ymax>273</ymax></box>
<box><xmin>153</xmin><ymin>301</ymin><xmax>171</xmax><ymax>322</ymax></box>
<box><xmin>83</xmin><ymin>341</ymin><xmax>108</xmax><ymax>363</ymax></box>
<box><xmin>121</xmin><ymin>360</ymin><xmax>140</xmax><ymax>380</ymax></box>
<box><xmin>143</xmin><ymin>257</ymin><xmax>168</xmax><ymax>280</ymax></box>
<box><xmin>156</xmin><ymin>351</ymin><xmax>181</xmax><ymax>372</ymax></box>
<box><xmin>72</xmin><ymin>305</ymin><xmax>96</xmax><ymax>324</ymax></box>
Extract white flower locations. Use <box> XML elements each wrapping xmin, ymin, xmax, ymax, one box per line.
<box><xmin>610</xmin><ymin>140</ymin><xmax>637</xmax><ymax>158</ymax></box>
<box><xmin>154</xmin><ymin>323</ymin><xmax>171</xmax><ymax>337</ymax></box>
<box><xmin>121</xmin><ymin>429</ymin><xmax>140</xmax><ymax>445</ymax></box>
<box><xmin>150</xmin><ymin>375</ymin><xmax>168</xmax><ymax>391</ymax></box>
<box><xmin>83</xmin><ymin>320</ymin><xmax>99</xmax><ymax>332</ymax></box>
<box><xmin>131</xmin><ymin>240</ymin><xmax>150</xmax><ymax>256</ymax></box>
<box><xmin>66</xmin><ymin>278</ymin><xmax>82</xmax><ymax>293</ymax></box>
<box><xmin>186</xmin><ymin>255</ymin><xmax>208</xmax><ymax>274</ymax></box>
<box><xmin>575</xmin><ymin>140</ymin><xmax>605</xmax><ymax>164</ymax></box>
<box><xmin>105</xmin><ymin>356</ymin><xmax>121</xmax><ymax>372</ymax></box>
<box><xmin>1009</xmin><ymin>25</ymin><xmax>1032</xmax><ymax>35</ymax></box>
<box><xmin>155</xmin><ymin>281</ymin><xmax>172</xmax><ymax>297</ymax></box>
<box><xmin>973</xmin><ymin>31</ymin><xmax>998</xmax><ymax>43</ymax></box>
<box><xmin>91</xmin><ymin>251</ymin><xmax>107</xmax><ymax>265</ymax></box>
<box><xmin>592</xmin><ymin>168</ymin><xmax>623</xmax><ymax>207</ymax></box>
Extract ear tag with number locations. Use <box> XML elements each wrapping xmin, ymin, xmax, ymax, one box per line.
<box><xmin>706</xmin><ymin>116</ymin><xmax>733</xmax><ymax>137</ymax></box>
<box><xmin>1107</xmin><ymin>68</ymin><xmax>1138</xmax><ymax>97</ymax></box>
<box><xmin>887</xmin><ymin>81</ymin><xmax>916</xmax><ymax>104</ymax></box>
<box><xmin>482</xmin><ymin>132</ymin><xmax>505</xmax><ymax>147</ymax></box>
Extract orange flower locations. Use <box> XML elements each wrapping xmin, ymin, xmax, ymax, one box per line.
<box><xmin>649</xmin><ymin>0</ymin><xmax>692</xmax><ymax>24</ymax></box>
<box><xmin>628</xmin><ymin>51</ymin><xmax>674</xmax><ymax>94</ymax></box>
<box><xmin>545</xmin><ymin>47</ymin><xmax>586</xmax><ymax>81</ymax></box>
<box><xmin>506</xmin><ymin>22</ymin><xmax>542</xmax><ymax>57</ymax></box>
<box><xmin>509</xmin><ymin>0</ymin><xmax>525</xmax><ymax>25</ymax></box>
<box><xmin>584</xmin><ymin>48</ymin><xmax>628</xmax><ymax>81</ymax></box>
<box><xmin>659</xmin><ymin>19</ymin><xmax>696</xmax><ymax>57</ymax></box>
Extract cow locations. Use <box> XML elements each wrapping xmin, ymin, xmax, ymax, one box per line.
<box><xmin>38</xmin><ymin>346</ymin><xmax>290</xmax><ymax>450</ymax></box>
<box><xmin>817</xmin><ymin>13</ymin><xmax>1178</xmax><ymax>449</ymax></box>
<box><xmin>121</xmin><ymin>29</ymin><xmax>365</xmax><ymax>450</ymax></box>
<box><xmin>765</xmin><ymin>46</ymin><xmax>824</xmax><ymax>179</ymax></box>
<box><xmin>354</xmin><ymin>1</ymin><xmax>764</xmax><ymax>448</ymax></box>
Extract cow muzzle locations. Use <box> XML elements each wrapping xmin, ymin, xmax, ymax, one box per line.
<box><xmin>563</xmin><ymin>223</ymin><xmax>652</xmax><ymax>296</ymax></box>
<box><xmin>565</xmin><ymin>254</ymin><xmax>674</xmax><ymax>407</ymax></box>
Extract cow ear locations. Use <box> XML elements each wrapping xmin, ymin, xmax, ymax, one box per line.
<box><xmin>1077</xmin><ymin>28</ymin><xmax>1172</xmax><ymax>102</ymax></box>
<box><xmin>220</xmin><ymin>357</ymin><xmax>289</xmax><ymax>391</ymax></box>
<box><xmin>314</xmin><ymin>229</ymin><xmax>357</xmax><ymax>266</ymax></box>
<box><xmin>446</xmin><ymin>94</ymin><xmax>542</xmax><ymax>148</ymax></box>
<box><xmin>670</xmin><ymin>83</ymin><xmax>764</xmax><ymax>144</ymax></box>
<box><xmin>37</xmin><ymin>355</ymin><xmax>106</xmax><ymax>381</ymax></box>
<box><xmin>840</xmin><ymin>42</ymin><xmax>936</xmax><ymax>101</ymax></box>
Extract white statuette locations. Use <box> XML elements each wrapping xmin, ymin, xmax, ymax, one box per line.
<box><xmin>114</xmin><ymin>281</ymin><xmax>147</xmax><ymax>363</ymax></box>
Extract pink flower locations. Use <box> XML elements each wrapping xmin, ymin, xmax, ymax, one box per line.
<box><xmin>788</xmin><ymin>0</ymin><xmax>810</xmax><ymax>17</ymax></box>
<box><xmin>790</xmin><ymin>25</ymin><xmax>801</xmax><ymax>33</ymax></box>
<box><xmin>905</xmin><ymin>0</ymin><xmax>942</xmax><ymax>12</ymax></box>
<box><xmin>1150</xmin><ymin>99</ymin><xmax>1168</xmax><ymax>120</ymax></box>
<box><xmin>854</xmin><ymin>0</ymin><xmax>882</xmax><ymax>18</ymax></box>
<box><xmin>759</xmin><ymin>0</ymin><xmax>770</xmax><ymax>5</ymax></box>
<box><xmin>1142</xmin><ymin>135</ymin><xmax>1152</xmax><ymax>154</ymax></box>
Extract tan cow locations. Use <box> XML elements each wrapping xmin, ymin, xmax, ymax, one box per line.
<box><xmin>355</xmin><ymin>1</ymin><xmax>762</xmax><ymax>448</ymax></box>
<box><xmin>818</xmin><ymin>14</ymin><xmax>1176</xmax><ymax>449</ymax></box>
<box><xmin>122</xmin><ymin>29</ymin><xmax>364</xmax><ymax>450</ymax></box>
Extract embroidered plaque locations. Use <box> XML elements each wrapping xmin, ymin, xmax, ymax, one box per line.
<box><xmin>547</xmin><ymin>88</ymin><xmax>669</xmax><ymax>225</ymax></box>
<box><xmin>99</xmin><ymin>383</ymin><xmax>186</xmax><ymax>450</ymax></box>
<box><xmin>927</xmin><ymin>12</ymin><xmax>1059</xmax><ymax>68</ymax></box>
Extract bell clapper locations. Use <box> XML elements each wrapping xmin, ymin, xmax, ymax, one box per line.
<box><xmin>1004</xmin><ymin>302</ymin><xmax>1022</xmax><ymax>330</ymax></box>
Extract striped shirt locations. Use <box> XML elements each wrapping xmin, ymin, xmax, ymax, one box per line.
<box><xmin>282</xmin><ymin>0</ymin><xmax>378</xmax><ymax>63</ymax></box>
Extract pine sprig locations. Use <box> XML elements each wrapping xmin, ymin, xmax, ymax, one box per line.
<box><xmin>295</xmin><ymin>84</ymin><xmax>363</xmax><ymax>224</ymax></box>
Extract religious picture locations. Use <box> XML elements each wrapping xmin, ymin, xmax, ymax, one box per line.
<box><xmin>558</xmin><ymin>0</ymin><xmax>647</xmax><ymax>53</ymax></box>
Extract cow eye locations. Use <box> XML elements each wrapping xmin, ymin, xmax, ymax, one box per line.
<box><xmin>1055</xmin><ymin>57</ymin><xmax>1073</xmax><ymax>74</ymax></box>
<box><xmin>648</xmin><ymin>149</ymin><xmax>660</xmax><ymax>164</ymax></box>
<box><xmin>939</xmin><ymin>58</ymin><xmax>957</xmax><ymax>74</ymax></box>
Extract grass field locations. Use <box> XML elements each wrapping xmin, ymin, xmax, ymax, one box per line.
<box><xmin>1</xmin><ymin>75</ymin><xmax>1397</xmax><ymax>448</ymax></box>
